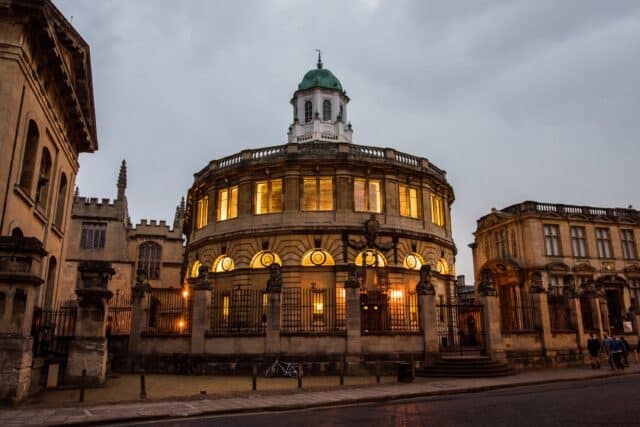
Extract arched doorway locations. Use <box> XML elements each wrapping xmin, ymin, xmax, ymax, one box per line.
<box><xmin>598</xmin><ymin>276</ymin><xmax>627</xmax><ymax>334</ymax></box>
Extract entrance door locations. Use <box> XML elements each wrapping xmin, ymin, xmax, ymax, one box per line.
<box><xmin>606</xmin><ymin>289</ymin><xmax>623</xmax><ymax>334</ymax></box>
<box><xmin>360</xmin><ymin>290</ymin><xmax>389</xmax><ymax>333</ymax></box>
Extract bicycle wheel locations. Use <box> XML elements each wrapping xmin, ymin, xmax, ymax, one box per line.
<box><xmin>265</xmin><ymin>363</ymin><xmax>278</xmax><ymax>377</ymax></box>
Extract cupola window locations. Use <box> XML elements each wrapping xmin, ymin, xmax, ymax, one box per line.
<box><xmin>322</xmin><ymin>100</ymin><xmax>331</xmax><ymax>121</ymax></box>
<box><xmin>304</xmin><ymin>101</ymin><xmax>313</xmax><ymax>123</ymax></box>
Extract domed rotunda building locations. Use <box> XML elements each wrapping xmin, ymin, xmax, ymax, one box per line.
<box><xmin>179</xmin><ymin>56</ymin><xmax>458</xmax><ymax>359</ymax></box>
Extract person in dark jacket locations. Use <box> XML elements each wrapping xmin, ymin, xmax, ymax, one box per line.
<box><xmin>611</xmin><ymin>337</ymin><xmax>625</xmax><ymax>370</ymax></box>
<box><xmin>587</xmin><ymin>333</ymin><xmax>601</xmax><ymax>369</ymax></box>
<box><xmin>620</xmin><ymin>336</ymin><xmax>630</xmax><ymax>367</ymax></box>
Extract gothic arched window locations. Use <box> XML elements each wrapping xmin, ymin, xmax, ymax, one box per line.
<box><xmin>322</xmin><ymin>100</ymin><xmax>331</xmax><ymax>121</ymax></box>
<box><xmin>19</xmin><ymin>121</ymin><xmax>39</xmax><ymax>195</ymax></box>
<box><xmin>138</xmin><ymin>241</ymin><xmax>162</xmax><ymax>280</ymax></box>
<box><xmin>54</xmin><ymin>173</ymin><xmax>68</xmax><ymax>228</ymax></box>
<box><xmin>304</xmin><ymin>100</ymin><xmax>313</xmax><ymax>123</ymax></box>
<box><xmin>35</xmin><ymin>147</ymin><xmax>52</xmax><ymax>210</ymax></box>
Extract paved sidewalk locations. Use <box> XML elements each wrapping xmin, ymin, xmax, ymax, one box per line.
<box><xmin>1</xmin><ymin>366</ymin><xmax>639</xmax><ymax>426</ymax></box>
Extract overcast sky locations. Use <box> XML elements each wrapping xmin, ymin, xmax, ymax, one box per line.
<box><xmin>55</xmin><ymin>0</ymin><xmax>640</xmax><ymax>283</ymax></box>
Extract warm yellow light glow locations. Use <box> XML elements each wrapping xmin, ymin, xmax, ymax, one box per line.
<box><xmin>196</xmin><ymin>196</ymin><xmax>209</xmax><ymax>229</ymax></box>
<box><xmin>301</xmin><ymin>248</ymin><xmax>335</xmax><ymax>266</ymax></box>
<box><xmin>436</xmin><ymin>258</ymin><xmax>449</xmax><ymax>275</ymax></box>
<box><xmin>213</xmin><ymin>255</ymin><xmax>235</xmax><ymax>272</ymax></box>
<box><xmin>354</xmin><ymin>178</ymin><xmax>382</xmax><ymax>213</ymax></box>
<box><xmin>223</xmin><ymin>296</ymin><xmax>229</xmax><ymax>318</ymax></box>
<box><xmin>190</xmin><ymin>261</ymin><xmax>202</xmax><ymax>278</ymax></box>
<box><xmin>390</xmin><ymin>289</ymin><xmax>403</xmax><ymax>300</ymax></box>
<box><xmin>182</xmin><ymin>288</ymin><xmax>189</xmax><ymax>299</ymax></box>
<box><xmin>399</xmin><ymin>185</ymin><xmax>419</xmax><ymax>218</ymax></box>
<box><xmin>250</xmin><ymin>250</ymin><xmax>282</xmax><ymax>269</ymax></box>
<box><xmin>263</xmin><ymin>293</ymin><xmax>268</xmax><ymax>307</ymax></box>
<box><xmin>355</xmin><ymin>250</ymin><xmax>387</xmax><ymax>267</ymax></box>
<box><xmin>178</xmin><ymin>319</ymin><xmax>185</xmax><ymax>329</ymax></box>
<box><xmin>430</xmin><ymin>194</ymin><xmax>444</xmax><ymax>227</ymax></box>
<box><xmin>255</xmin><ymin>179</ymin><xmax>282</xmax><ymax>214</ymax></box>
<box><xmin>314</xmin><ymin>302</ymin><xmax>324</xmax><ymax>314</ymax></box>
<box><xmin>403</xmin><ymin>253</ymin><xmax>425</xmax><ymax>270</ymax></box>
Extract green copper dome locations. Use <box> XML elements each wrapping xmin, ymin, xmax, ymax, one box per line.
<box><xmin>297</xmin><ymin>59</ymin><xmax>344</xmax><ymax>93</ymax></box>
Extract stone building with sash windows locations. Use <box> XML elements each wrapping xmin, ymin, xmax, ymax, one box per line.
<box><xmin>471</xmin><ymin>201</ymin><xmax>640</xmax><ymax>367</ymax></box>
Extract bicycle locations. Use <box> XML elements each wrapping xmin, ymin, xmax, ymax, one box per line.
<box><xmin>265</xmin><ymin>359</ymin><xmax>303</xmax><ymax>377</ymax></box>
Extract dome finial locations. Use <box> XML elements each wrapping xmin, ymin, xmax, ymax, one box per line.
<box><xmin>315</xmin><ymin>48</ymin><xmax>323</xmax><ymax>69</ymax></box>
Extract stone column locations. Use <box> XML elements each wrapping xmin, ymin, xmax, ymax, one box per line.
<box><xmin>417</xmin><ymin>265</ymin><xmax>439</xmax><ymax>365</ymax></box>
<box><xmin>265</xmin><ymin>264</ymin><xmax>282</xmax><ymax>356</ymax></box>
<box><xmin>189</xmin><ymin>265</ymin><xmax>212</xmax><ymax>354</ymax></box>
<box><xmin>565</xmin><ymin>278</ymin><xmax>586</xmax><ymax>357</ymax></box>
<box><xmin>0</xmin><ymin>236</ymin><xmax>46</xmax><ymax>402</ymax></box>
<box><xmin>599</xmin><ymin>293</ymin><xmax>610</xmax><ymax>334</ymax></box>
<box><xmin>128</xmin><ymin>269</ymin><xmax>151</xmax><ymax>354</ymax></box>
<box><xmin>65</xmin><ymin>261</ymin><xmax>114</xmax><ymax>386</ymax></box>
<box><xmin>530</xmin><ymin>272</ymin><xmax>554</xmax><ymax>365</ymax></box>
<box><xmin>344</xmin><ymin>264</ymin><xmax>362</xmax><ymax>364</ymax></box>
<box><xmin>477</xmin><ymin>269</ymin><xmax>506</xmax><ymax>362</ymax></box>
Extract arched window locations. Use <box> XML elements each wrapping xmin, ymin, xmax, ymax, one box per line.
<box><xmin>436</xmin><ymin>258</ymin><xmax>449</xmax><ymax>275</ymax></box>
<box><xmin>138</xmin><ymin>241</ymin><xmax>162</xmax><ymax>280</ymax></box>
<box><xmin>54</xmin><ymin>173</ymin><xmax>68</xmax><ymax>228</ymax></box>
<box><xmin>190</xmin><ymin>260</ymin><xmax>202</xmax><ymax>278</ymax></box>
<box><xmin>44</xmin><ymin>257</ymin><xmax>57</xmax><ymax>309</ymax></box>
<box><xmin>11</xmin><ymin>228</ymin><xmax>24</xmax><ymax>238</ymax></box>
<box><xmin>355</xmin><ymin>250</ymin><xmax>387</xmax><ymax>267</ymax></box>
<box><xmin>213</xmin><ymin>255</ymin><xmax>235</xmax><ymax>272</ymax></box>
<box><xmin>403</xmin><ymin>253</ymin><xmax>425</xmax><ymax>270</ymax></box>
<box><xmin>35</xmin><ymin>147</ymin><xmax>52</xmax><ymax>210</ymax></box>
<box><xmin>304</xmin><ymin>100</ymin><xmax>313</xmax><ymax>123</ymax></box>
<box><xmin>322</xmin><ymin>100</ymin><xmax>331</xmax><ymax>121</ymax></box>
<box><xmin>19</xmin><ymin>120</ymin><xmax>39</xmax><ymax>194</ymax></box>
<box><xmin>250</xmin><ymin>250</ymin><xmax>282</xmax><ymax>269</ymax></box>
<box><xmin>301</xmin><ymin>248</ymin><xmax>335</xmax><ymax>266</ymax></box>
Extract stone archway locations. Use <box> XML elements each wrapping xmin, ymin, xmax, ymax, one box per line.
<box><xmin>597</xmin><ymin>275</ymin><xmax>627</xmax><ymax>335</ymax></box>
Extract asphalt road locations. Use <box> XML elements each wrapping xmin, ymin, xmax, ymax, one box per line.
<box><xmin>120</xmin><ymin>374</ymin><xmax>640</xmax><ymax>427</ymax></box>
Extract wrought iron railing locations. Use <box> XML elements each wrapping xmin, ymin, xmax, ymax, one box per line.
<box><xmin>360</xmin><ymin>289</ymin><xmax>419</xmax><ymax>334</ymax></box>
<box><xmin>436</xmin><ymin>302</ymin><xmax>486</xmax><ymax>354</ymax></box>
<box><xmin>32</xmin><ymin>306</ymin><xmax>77</xmax><ymax>358</ymax></box>
<box><xmin>146</xmin><ymin>288</ymin><xmax>192</xmax><ymax>335</ymax></box>
<box><xmin>281</xmin><ymin>287</ymin><xmax>346</xmax><ymax>334</ymax></box>
<box><xmin>209</xmin><ymin>289</ymin><xmax>266</xmax><ymax>335</ymax></box>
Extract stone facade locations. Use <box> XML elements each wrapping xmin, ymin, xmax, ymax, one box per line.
<box><xmin>471</xmin><ymin>201</ymin><xmax>640</xmax><ymax>367</ymax></box>
<box><xmin>58</xmin><ymin>161</ymin><xmax>185</xmax><ymax>303</ymax></box>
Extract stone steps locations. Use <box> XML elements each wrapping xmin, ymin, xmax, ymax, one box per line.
<box><xmin>417</xmin><ymin>357</ymin><xmax>516</xmax><ymax>378</ymax></box>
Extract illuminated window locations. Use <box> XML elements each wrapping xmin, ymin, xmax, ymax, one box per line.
<box><xmin>312</xmin><ymin>289</ymin><xmax>325</xmax><ymax>323</ymax></box>
<box><xmin>430</xmin><ymin>194</ymin><xmax>444</xmax><ymax>226</ymax></box>
<box><xmin>302</xmin><ymin>177</ymin><xmax>333</xmax><ymax>211</ymax></box>
<box><xmin>354</xmin><ymin>178</ymin><xmax>382</xmax><ymax>213</ymax></box>
<box><xmin>304</xmin><ymin>100</ymin><xmax>313</xmax><ymax>122</ymax></box>
<box><xmin>544</xmin><ymin>224</ymin><xmax>562</xmax><ymax>257</ymax></box>
<box><xmin>250</xmin><ymin>250</ymin><xmax>282</xmax><ymax>269</ymax></box>
<box><xmin>403</xmin><ymin>253</ymin><xmax>425</xmax><ymax>270</ymax></box>
<box><xmin>301</xmin><ymin>248</ymin><xmax>335</xmax><ymax>266</ymax></box>
<box><xmin>217</xmin><ymin>186</ymin><xmax>238</xmax><ymax>221</ymax></box>
<box><xmin>255</xmin><ymin>179</ymin><xmax>282</xmax><ymax>214</ymax></box>
<box><xmin>223</xmin><ymin>295</ymin><xmax>230</xmax><ymax>319</ymax></box>
<box><xmin>322</xmin><ymin>99</ymin><xmax>331</xmax><ymax>121</ymax></box>
<box><xmin>190</xmin><ymin>260</ymin><xmax>202</xmax><ymax>278</ymax></box>
<box><xmin>213</xmin><ymin>255</ymin><xmax>235</xmax><ymax>272</ymax></box>
<box><xmin>436</xmin><ymin>258</ymin><xmax>449</xmax><ymax>275</ymax></box>
<box><xmin>355</xmin><ymin>250</ymin><xmax>387</xmax><ymax>267</ymax></box>
<box><xmin>399</xmin><ymin>184</ymin><xmax>419</xmax><ymax>218</ymax></box>
<box><xmin>196</xmin><ymin>195</ymin><xmax>209</xmax><ymax>228</ymax></box>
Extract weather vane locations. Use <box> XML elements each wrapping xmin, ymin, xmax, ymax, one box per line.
<box><xmin>315</xmin><ymin>48</ymin><xmax>322</xmax><ymax>69</ymax></box>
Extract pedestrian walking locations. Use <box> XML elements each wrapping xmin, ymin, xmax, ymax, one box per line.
<box><xmin>620</xmin><ymin>336</ymin><xmax>630</xmax><ymax>367</ymax></box>
<box><xmin>603</xmin><ymin>333</ymin><xmax>614</xmax><ymax>370</ymax></box>
<box><xmin>610</xmin><ymin>336</ymin><xmax>625</xmax><ymax>370</ymax></box>
<box><xmin>587</xmin><ymin>333</ymin><xmax>601</xmax><ymax>369</ymax></box>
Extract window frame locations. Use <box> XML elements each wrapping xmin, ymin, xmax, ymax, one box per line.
<box><xmin>196</xmin><ymin>195</ymin><xmax>209</xmax><ymax>229</ymax></box>
<box><xmin>495</xmin><ymin>228</ymin><xmax>508</xmax><ymax>259</ymax></box>
<box><xmin>138</xmin><ymin>241</ymin><xmax>162</xmax><ymax>280</ymax></box>
<box><xmin>543</xmin><ymin>224</ymin><xmax>562</xmax><ymax>257</ymax></box>
<box><xmin>620</xmin><ymin>229</ymin><xmax>637</xmax><ymax>260</ymax></box>
<box><xmin>301</xmin><ymin>176</ymin><xmax>334</xmax><ymax>212</ymax></box>
<box><xmin>254</xmin><ymin>179</ymin><xmax>283</xmax><ymax>215</ymax></box>
<box><xmin>399</xmin><ymin>184</ymin><xmax>420</xmax><ymax>219</ymax></box>
<box><xmin>595</xmin><ymin>227</ymin><xmax>613</xmax><ymax>259</ymax></box>
<box><xmin>80</xmin><ymin>222</ymin><xmax>107</xmax><ymax>249</ymax></box>
<box><xmin>353</xmin><ymin>178</ymin><xmax>382</xmax><ymax>213</ymax></box>
<box><xmin>304</xmin><ymin>100</ymin><xmax>313</xmax><ymax>123</ymax></box>
<box><xmin>322</xmin><ymin>99</ymin><xmax>332</xmax><ymax>121</ymax></box>
<box><xmin>430</xmin><ymin>194</ymin><xmax>445</xmax><ymax>227</ymax></box>
<box><xmin>570</xmin><ymin>226</ymin><xmax>588</xmax><ymax>258</ymax></box>
<box><xmin>216</xmin><ymin>186</ymin><xmax>238</xmax><ymax>221</ymax></box>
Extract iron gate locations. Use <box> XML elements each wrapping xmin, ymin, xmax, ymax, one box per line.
<box><xmin>436</xmin><ymin>302</ymin><xmax>486</xmax><ymax>355</ymax></box>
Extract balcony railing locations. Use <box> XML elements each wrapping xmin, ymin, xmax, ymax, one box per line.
<box><xmin>501</xmin><ymin>201</ymin><xmax>640</xmax><ymax>221</ymax></box>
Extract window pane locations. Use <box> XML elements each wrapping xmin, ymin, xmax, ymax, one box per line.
<box><xmin>409</xmin><ymin>188</ymin><xmax>418</xmax><ymax>218</ymax></box>
<box><xmin>319</xmin><ymin>178</ymin><xmax>333</xmax><ymax>211</ymax></box>
<box><xmin>354</xmin><ymin>179</ymin><xmax>366</xmax><ymax>211</ymax></box>
<box><xmin>217</xmin><ymin>189</ymin><xmax>228</xmax><ymax>221</ymax></box>
<box><xmin>229</xmin><ymin>186</ymin><xmax>238</xmax><ymax>219</ymax></box>
<box><xmin>269</xmin><ymin>179</ymin><xmax>282</xmax><ymax>213</ymax></box>
<box><xmin>399</xmin><ymin>185</ymin><xmax>408</xmax><ymax>217</ymax></box>
<box><xmin>431</xmin><ymin>195</ymin><xmax>444</xmax><ymax>226</ymax></box>
<box><xmin>256</xmin><ymin>181</ymin><xmax>268</xmax><ymax>214</ymax></box>
<box><xmin>302</xmin><ymin>178</ymin><xmax>317</xmax><ymax>211</ymax></box>
<box><xmin>369</xmin><ymin>180</ymin><xmax>381</xmax><ymax>213</ymax></box>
